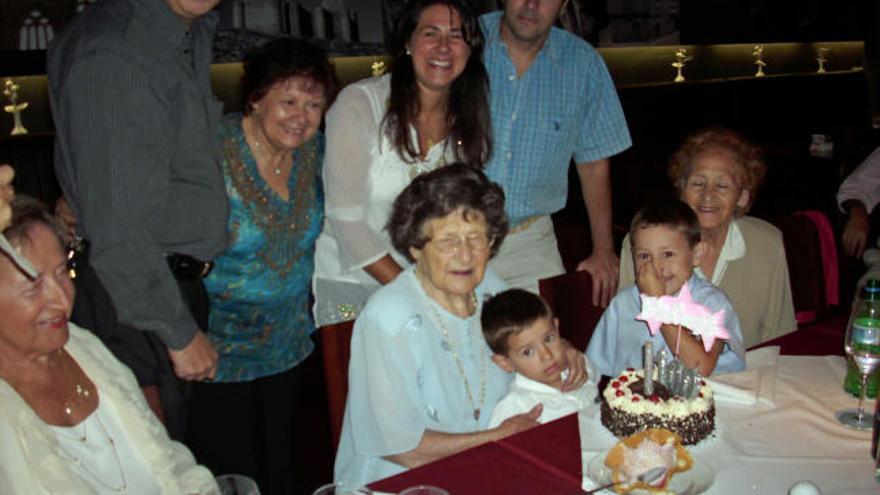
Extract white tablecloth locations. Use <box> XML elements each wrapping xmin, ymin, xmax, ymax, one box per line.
<box><xmin>579</xmin><ymin>349</ymin><xmax>878</xmax><ymax>494</ymax></box>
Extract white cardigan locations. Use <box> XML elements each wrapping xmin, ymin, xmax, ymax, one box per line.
<box><xmin>0</xmin><ymin>323</ymin><xmax>218</xmax><ymax>494</ymax></box>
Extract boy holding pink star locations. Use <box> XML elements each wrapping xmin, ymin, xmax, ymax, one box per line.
<box><xmin>587</xmin><ymin>200</ymin><xmax>745</xmax><ymax>376</ymax></box>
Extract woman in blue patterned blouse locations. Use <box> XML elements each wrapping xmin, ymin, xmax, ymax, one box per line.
<box><xmin>185</xmin><ymin>38</ymin><xmax>337</xmax><ymax>495</ymax></box>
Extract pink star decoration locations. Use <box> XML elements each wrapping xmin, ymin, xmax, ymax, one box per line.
<box><xmin>636</xmin><ymin>283</ymin><xmax>731</xmax><ymax>352</ymax></box>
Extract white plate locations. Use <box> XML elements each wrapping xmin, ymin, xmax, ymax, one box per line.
<box><xmin>584</xmin><ymin>453</ymin><xmax>714</xmax><ymax>495</ymax></box>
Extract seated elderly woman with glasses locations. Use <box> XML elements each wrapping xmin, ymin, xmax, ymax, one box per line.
<box><xmin>334</xmin><ymin>164</ymin><xmax>587</xmax><ymax>486</ymax></box>
<box><xmin>0</xmin><ymin>195</ymin><xmax>217</xmax><ymax>494</ymax></box>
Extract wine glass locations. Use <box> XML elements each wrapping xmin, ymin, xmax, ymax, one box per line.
<box><xmin>215</xmin><ymin>474</ymin><xmax>261</xmax><ymax>495</ymax></box>
<box><xmin>837</xmin><ymin>313</ymin><xmax>880</xmax><ymax>430</ymax></box>
<box><xmin>399</xmin><ymin>486</ymin><xmax>449</xmax><ymax>495</ymax></box>
<box><xmin>311</xmin><ymin>481</ymin><xmax>372</xmax><ymax>495</ymax></box>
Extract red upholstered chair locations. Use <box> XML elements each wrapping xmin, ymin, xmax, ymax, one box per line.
<box><xmin>550</xmin><ymin>215</ymin><xmax>589</xmax><ymax>273</ymax></box>
<box><xmin>538</xmin><ymin>271</ymin><xmax>605</xmax><ymax>351</ymax></box>
<box><xmin>770</xmin><ymin>211</ymin><xmax>839</xmax><ymax>325</ymax></box>
<box><xmin>319</xmin><ymin>320</ymin><xmax>355</xmax><ymax>452</ymax></box>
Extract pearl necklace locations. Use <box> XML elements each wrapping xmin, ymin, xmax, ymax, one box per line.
<box><xmin>417</xmin><ymin>271</ymin><xmax>486</xmax><ymax>421</ymax></box>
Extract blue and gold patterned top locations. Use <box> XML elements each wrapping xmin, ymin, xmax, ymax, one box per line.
<box><xmin>205</xmin><ymin>113</ymin><xmax>324</xmax><ymax>382</ymax></box>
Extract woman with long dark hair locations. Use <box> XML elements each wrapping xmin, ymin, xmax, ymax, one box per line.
<box><xmin>313</xmin><ymin>0</ymin><xmax>493</xmax><ymax>327</ymax></box>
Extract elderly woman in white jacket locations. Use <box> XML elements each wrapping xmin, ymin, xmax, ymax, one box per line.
<box><xmin>0</xmin><ymin>195</ymin><xmax>217</xmax><ymax>494</ymax></box>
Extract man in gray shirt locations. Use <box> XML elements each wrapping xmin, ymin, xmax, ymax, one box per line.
<box><xmin>48</xmin><ymin>0</ymin><xmax>226</xmax><ymax>438</ymax></box>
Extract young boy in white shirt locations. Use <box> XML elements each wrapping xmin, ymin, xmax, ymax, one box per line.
<box><xmin>482</xmin><ymin>289</ymin><xmax>597</xmax><ymax>428</ymax></box>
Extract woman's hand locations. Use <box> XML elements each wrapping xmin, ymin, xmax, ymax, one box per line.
<box><xmin>561</xmin><ymin>340</ymin><xmax>588</xmax><ymax>392</ymax></box>
<box><xmin>387</xmin><ymin>407</ymin><xmax>543</xmax><ymax>469</ymax></box>
<box><xmin>495</xmin><ymin>404</ymin><xmax>542</xmax><ymax>437</ymax></box>
<box><xmin>0</xmin><ymin>165</ymin><xmax>14</xmax><ymax>231</ymax></box>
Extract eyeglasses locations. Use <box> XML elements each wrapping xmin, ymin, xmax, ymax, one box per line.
<box><xmin>427</xmin><ymin>233</ymin><xmax>493</xmax><ymax>254</ymax></box>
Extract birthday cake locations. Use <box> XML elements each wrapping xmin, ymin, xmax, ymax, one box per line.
<box><xmin>600</xmin><ymin>368</ymin><xmax>715</xmax><ymax>446</ymax></box>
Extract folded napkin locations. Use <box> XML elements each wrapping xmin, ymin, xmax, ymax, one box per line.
<box><xmin>705</xmin><ymin>346</ymin><xmax>779</xmax><ymax>406</ymax></box>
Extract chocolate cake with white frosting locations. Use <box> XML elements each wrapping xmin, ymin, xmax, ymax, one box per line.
<box><xmin>600</xmin><ymin>368</ymin><xmax>715</xmax><ymax>445</ymax></box>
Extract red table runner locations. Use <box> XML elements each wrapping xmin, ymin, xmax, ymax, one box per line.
<box><xmin>370</xmin><ymin>414</ymin><xmax>584</xmax><ymax>495</ymax></box>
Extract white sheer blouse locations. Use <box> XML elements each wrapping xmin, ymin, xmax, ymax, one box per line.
<box><xmin>313</xmin><ymin>74</ymin><xmax>457</xmax><ymax>326</ymax></box>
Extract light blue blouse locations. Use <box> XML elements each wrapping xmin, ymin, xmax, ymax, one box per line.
<box><xmin>334</xmin><ymin>267</ymin><xmax>511</xmax><ymax>485</ymax></box>
<box><xmin>586</xmin><ymin>275</ymin><xmax>746</xmax><ymax>377</ymax></box>
<box><xmin>204</xmin><ymin>113</ymin><xmax>324</xmax><ymax>382</ymax></box>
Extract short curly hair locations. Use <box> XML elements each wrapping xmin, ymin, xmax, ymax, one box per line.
<box><xmin>388</xmin><ymin>163</ymin><xmax>508</xmax><ymax>262</ymax></box>
<box><xmin>668</xmin><ymin>127</ymin><xmax>766</xmax><ymax>215</ymax></box>
<box><xmin>241</xmin><ymin>37</ymin><xmax>339</xmax><ymax>115</ymax></box>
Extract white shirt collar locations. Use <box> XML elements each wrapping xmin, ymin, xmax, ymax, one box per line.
<box><xmin>511</xmin><ymin>369</ymin><xmax>569</xmax><ymax>394</ymax></box>
<box><xmin>695</xmin><ymin>219</ymin><xmax>746</xmax><ymax>285</ymax></box>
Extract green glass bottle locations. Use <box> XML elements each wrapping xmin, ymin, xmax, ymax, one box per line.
<box><xmin>845</xmin><ymin>279</ymin><xmax>880</xmax><ymax>398</ymax></box>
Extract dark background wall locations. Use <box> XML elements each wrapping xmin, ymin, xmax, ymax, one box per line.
<box><xmin>680</xmin><ymin>0</ymin><xmax>863</xmax><ymax>44</ymax></box>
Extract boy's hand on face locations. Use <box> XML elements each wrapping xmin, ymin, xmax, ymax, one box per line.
<box><xmin>636</xmin><ymin>261</ymin><xmax>665</xmax><ymax>297</ymax></box>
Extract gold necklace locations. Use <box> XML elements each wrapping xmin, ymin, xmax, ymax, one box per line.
<box><xmin>417</xmin><ymin>271</ymin><xmax>486</xmax><ymax>421</ymax></box>
<box><xmin>55</xmin><ymin>417</ymin><xmax>88</xmax><ymax>443</ymax></box>
<box><xmin>57</xmin><ymin>351</ymin><xmax>92</xmax><ymax>444</ymax></box>
<box><xmin>55</xmin><ymin>409</ymin><xmax>128</xmax><ymax>493</ymax></box>
<box><xmin>244</xmin><ymin>117</ymin><xmax>290</xmax><ymax>176</ymax></box>
<box><xmin>63</xmin><ymin>383</ymin><xmax>91</xmax><ymax>418</ymax></box>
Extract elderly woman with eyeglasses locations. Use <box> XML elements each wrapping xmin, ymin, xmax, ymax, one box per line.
<box><xmin>334</xmin><ymin>164</ymin><xmax>587</xmax><ymax>486</ymax></box>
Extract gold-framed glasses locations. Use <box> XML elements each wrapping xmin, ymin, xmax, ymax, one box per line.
<box><xmin>428</xmin><ymin>233</ymin><xmax>493</xmax><ymax>254</ymax></box>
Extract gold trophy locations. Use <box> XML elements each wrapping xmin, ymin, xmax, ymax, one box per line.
<box><xmin>371</xmin><ymin>59</ymin><xmax>387</xmax><ymax>77</ymax></box>
<box><xmin>753</xmin><ymin>45</ymin><xmax>766</xmax><ymax>78</ymax></box>
<box><xmin>816</xmin><ymin>47</ymin><xmax>829</xmax><ymax>74</ymax></box>
<box><xmin>672</xmin><ymin>48</ymin><xmax>690</xmax><ymax>83</ymax></box>
<box><xmin>3</xmin><ymin>79</ymin><xmax>28</xmax><ymax>136</ymax></box>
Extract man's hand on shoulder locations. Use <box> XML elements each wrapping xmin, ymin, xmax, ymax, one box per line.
<box><xmin>576</xmin><ymin>248</ymin><xmax>619</xmax><ymax>307</ymax></box>
<box><xmin>168</xmin><ymin>331</ymin><xmax>218</xmax><ymax>381</ymax></box>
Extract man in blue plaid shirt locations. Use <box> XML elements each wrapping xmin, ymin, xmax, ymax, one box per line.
<box><xmin>481</xmin><ymin>0</ymin><xmax>631</xmax><ymax>307</ymax></box>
